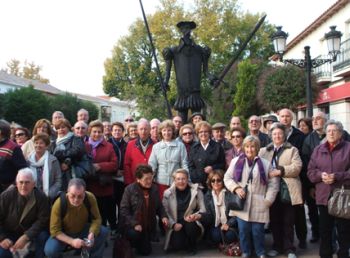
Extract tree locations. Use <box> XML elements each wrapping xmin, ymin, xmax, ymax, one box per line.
<box><xmin>103</xmin><ymin>0</ymin><xmax>275</xmax><ymax>120</ymax></box>
<box><xmin>4</xmin><ymin>59</ymin><xmax>50</xmax><ymax>83</ymax></box>
<box><xmin>6</xmin><ymin>59</ymin><xmax>21</xmax><ymax>77</ymax></box>
<box><xmin>3</xmin><ymin>86</ymin><xmax>50</xmax><ymax>129</ymax></box>
<box><xmin>262</xmin><ymin>65</ymin><xmax>320</xmax><ymax>112</ymax></box>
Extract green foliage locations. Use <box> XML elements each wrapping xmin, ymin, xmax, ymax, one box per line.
<box><xmin>3</xmin><ymin>86</ymin><xmax>50</xmax><ymax>129</ymax></box>
<box><xmin>103</xmin><ymin>0</ymin><xmax>275</xmax><ymax>120</ymax></box>
<box><xmin>262</xmin><ymin>65</ymin><xmax>319</xmax><ymax>112</ymax></box>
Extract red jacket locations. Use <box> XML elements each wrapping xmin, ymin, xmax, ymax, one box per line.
<box><xmin>124</xmin><ymin>138</ymin><xmax>154</xmax><ymax>185</ymax></box>
<box><xmin>85</xmin><ymin>140</ymin><xmax>118</xmax><ymax>196</ymax></box>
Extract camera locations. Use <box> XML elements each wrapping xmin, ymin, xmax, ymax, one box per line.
<box><xmin>83</xmin><ymin>238</ymin><xmax>92</xmax><ymax>247</ymax></box>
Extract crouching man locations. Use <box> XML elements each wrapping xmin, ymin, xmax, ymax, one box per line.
<box><xmin>0</xmin><ymin>168</ymin><xmax>50</xmax><ymax>258</ymax></box>
<box><xmin>44</xmin><ymin>178</ymin><xmax>108</xmax><ymax>258</ymax></box>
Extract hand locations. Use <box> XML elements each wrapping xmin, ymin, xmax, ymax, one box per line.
<box><xmin>173</xmin><ymin>223</ymin><xmax>183</xmax><ymax>232</ymax></box>
<box><xmin>322</xmin><ymin>172</ymin><xmax>335</xmax><ymax>184</ymax></box>
<box><xmin>162</xmin><ymin>217</ymin><xmax>169</xmax><ymax>227</ymax></box>
<box><xmin>134</xmin><ymin>225</ymin><xmax>142</xmax><ymax>232</ymax></box>
<box><xmin>61</xmin><ymin>163</ymin><xmax>69</xmax><ymax>172</ymax></box>
<box><xmin>86</xmin><ymin>232</ymin><xmax>94</xmax><ymax>247</ymax></box>
<box><xmin>204</xmin><ymin>166</ymin><xmax>213</xmax><ymax>174</ymax></box>
<box><xmin>93</xmin><ymin>164</ymin><xmax>101</xmax><ymax>171</ymax></box>
<box><xmin>221</xmin><ymin>224</ymin><xmax>229</xmax><ymax>231</ymax></box>
<box><xmin>12</xmin><ymin>235</ymin><xmax>29</xmax><ymax>251</ymax></box>
<box><xmin>234</xmin><ymin>187</ymin><xmax>246</xmax><ymax>199</ymax></box>
<box><xmin>0</xmin><ymin>239</ymin><xmax>13</xmax><ymax>249</ymax></box>
<box><xmin>269</xmin><ymin>169</ymin><xmax>281</xmax><ymax>178</ymax></box>
<box><xmin>70</xmin><ymin>238</ymin><xmax>84</xmax><ymax>249</ymax></box>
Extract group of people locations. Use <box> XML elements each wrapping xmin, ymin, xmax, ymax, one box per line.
<box><xmin>0</xmin><ymin>107</ymin><xmax>349</xmax><ymax>258</ymax></box>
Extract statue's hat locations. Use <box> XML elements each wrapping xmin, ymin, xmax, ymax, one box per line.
<box><xmin>176</xmin><ymin>21</ymin><xmax>196</xmax><ymax>30</ymax></box>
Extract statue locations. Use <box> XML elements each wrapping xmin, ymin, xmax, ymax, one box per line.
<box><xmin>163</xmin><ymin>21</ymin><xmax>212</xmax><ymax>123</ymax></box>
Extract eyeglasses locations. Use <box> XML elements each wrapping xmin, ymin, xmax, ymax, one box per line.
<box><xmin>231</xmin><ymin>135</ymin><xmax>242</xmax><ymax>139</ymax></box>
<box><xmin>75</xmin><ymin>127</ymin><xmax>86</xmax><ymax>130</ymax></box>
<box><xmin>211</xmin><ymin>179</ymin><xmax>222</xmax><ymax>183</ymax></box>
<box><xmin>249</xmin><ymin>120</ymin><xmax>260</xmax><ymax>124</ymax></box>
<box><xmin>125</xmin><ymin>119</ymin><xmax>134</xmax><ymax>122</ymax></box>
<box><xmin>182</xmin><ymin>132</ymin><xmax>193</xmax><ymax>136</ymax></box>
<box><xmin>15</xmin><ymin>133</ymin><xmax>25</xmax><ymax>137</ymax></box>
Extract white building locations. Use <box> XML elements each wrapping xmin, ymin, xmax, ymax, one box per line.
<box><xmin>0</xmin><ymin>70</ymin><xmax>137</xmax><ymax>122</ymax></box>
<box><xmin>282</xmin><ymin>0</ymin><xmax>350</xmax><ymax>130</ymax></box>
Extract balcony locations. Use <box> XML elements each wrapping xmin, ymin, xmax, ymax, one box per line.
<box><xmin>314</xmin><ymin>54</ymin><xmax>332</xmax><ymax>85</ymax></box>
<box><xmin>333</xmin><ymin>38</ymin><xmax>350</xmax><ymax>78</ymax></box>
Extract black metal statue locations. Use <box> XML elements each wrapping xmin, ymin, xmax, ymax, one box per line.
<box><xmin>162</xmin><ymin>21</ymin><xmax>211</xmax><ymax>123</ymax></box>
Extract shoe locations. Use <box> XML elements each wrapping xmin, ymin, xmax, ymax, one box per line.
<box><xmin>298</xmin><ymin>240</ymin><xmax>307</xmax><ymax>249</ymax></box>
<box><xmin>287</xmin><ymin>253</ymin><xmax>297</xmax><ymax>258</ymax></box>
<box><xmin>267</xmin><ymin>250</ymin><xmax>279</xmax><ymax>257</ymax></box>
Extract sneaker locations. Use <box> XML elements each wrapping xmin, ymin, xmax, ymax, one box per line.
<box><xmin>287</xmin><ymin>253</ymin><xmax>297</xmax><ymax>258</ymax></box>
<box><xmin>267</xmin><ymin>250</ymin><xmax>279</xmax><ymax>257</ymax></box>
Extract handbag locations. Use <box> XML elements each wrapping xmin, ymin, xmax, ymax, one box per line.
<box><xmin>218</xmin><ymin>229</ymin><xmax>242</xmax><ymax>256</ymax></box>
<box><xmin>227</xmin><ymin>160</ymin><xmax>256</xmax><ymax>211</ymax></box>
<box><xmin>279</xmin><ymin>179</ymin><xmax>291</xmax><ymax>204</ymax></box>
<box><xmin>328</xmin><ymin>185</ymin><xmax>350</xmax><ymax>219</ymax></box>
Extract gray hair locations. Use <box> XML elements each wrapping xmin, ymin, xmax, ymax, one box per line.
<box><xmin>269</xmin><ymin>122</ymin><xmax>287</xmax><ymax>141</ymax></box>
<box><xmin>77</xmin><ymin>108</ymin><xmax>89</xmax><ymax>114</ymax></box>
<box><xmin>242</xmin><ymin>135</ymin><xmax>261</xmax><ymax>153</ymax></box>
<box><xmin>16</xmin><ymin>168</ymin><xmax>36</xmax><ymax>183</ymax></box>
<box><xmin>68</xmin><ymin>178</ymin><xmax>86</xmax><ymax>190</ymax></box>
<box><xmin>324</xmin><ymin>119</ymin><xmax>344</xmax><ymax>135</ymax></box>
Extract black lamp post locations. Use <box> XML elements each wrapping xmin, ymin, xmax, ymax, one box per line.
<box><xmin>271</xmin><ymin>26</ymin><xmax>342</xmax><ymax>118</ymax></box>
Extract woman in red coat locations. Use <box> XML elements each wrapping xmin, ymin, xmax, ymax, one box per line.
<box><xmin>86</xmin><ymin>120</ymin><xmax>118</xmax><ymax>232</ymax></box>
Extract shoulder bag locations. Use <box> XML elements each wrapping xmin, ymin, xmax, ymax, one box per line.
<box><xmin>328</xmin><ymin>185</ymin><xmax>350</xmax><ymax>219</ymax></box>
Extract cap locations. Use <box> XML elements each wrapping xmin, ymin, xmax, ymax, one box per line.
<box><xmin>212</xmin><ymin>122</ymin><xmax>227</xmax><ymax>130</ymax></box>
<box><xmin>263</xmin><ymin>115</ymin><xmax>278</xmax><ymax>128</ymax></box>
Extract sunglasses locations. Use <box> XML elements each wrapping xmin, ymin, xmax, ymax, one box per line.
<box><xmin>15</xmin><ymin>133</ymin><xmax>25</xmax><ymax>137</ymax></box>
<box><xmin>125</xmin><ymin>119</ymin><xmax>134</xmax><ymax>122</ymax></box>
<box><xmin>211</xmin><ymin>179</ymin><xmax>222</xmax><ymax>183</ymax></box>
<box><xmin>182</xmin><ymin>132</ymin><xmax>193</xmax><ymax>136</ymax></box>
<box><xmin>231</xmin><ymin>135</ymin><xmax>242</xmax><ymax>139</ymax></box>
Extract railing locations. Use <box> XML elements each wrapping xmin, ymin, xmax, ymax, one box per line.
<box><xmin>314</xmin><ymin>54</ymin><xmax>332</xmax><ymax>79</ymax></box>
<box><xmin>333</xmin><ymin>38</ymin><xmax>350</xmax><ymax>72</ymax></box>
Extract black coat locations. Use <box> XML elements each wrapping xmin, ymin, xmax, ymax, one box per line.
<box><xmin>188</xmin><ymin>140</ymin><xmax>225</xmax><ymax>188</ymax></box>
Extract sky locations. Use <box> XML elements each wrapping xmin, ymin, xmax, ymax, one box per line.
<box><xmin>0</xmin><ymin>0</ymin><xmax>337</xmax><ymax>96</ymax></box>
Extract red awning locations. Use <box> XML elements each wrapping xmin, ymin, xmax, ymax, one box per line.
<box><xmin>316</xmin><ymin>82</ymin><xmax>350</xmax><ymax>105</ymax></box>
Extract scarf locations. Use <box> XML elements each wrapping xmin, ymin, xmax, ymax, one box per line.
<box><xmin>28</xmin><ymin>150</ymin><xmax>50</xmax><ymax>195</ymax></box>
<box><xmin>88</xmin><ymin>137</ymin><xmax>104</xmax><ymax>159</ymax></box>
<box><xmin>233</xmin><ymin>154</ymin><xmax>267</xmax><ymax>185</ymax></box>
<box><xmin>212</xmin><ymin>189</ymin><xmax>227</xmax><ymax>227</ymax></box>
<box><xmin>55</xmin><ymin>132</ymin><xmax>74</xmax><ymax>152</ymax></box>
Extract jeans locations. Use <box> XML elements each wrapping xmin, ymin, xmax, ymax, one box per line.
<box><xmin>210</xmin><ymin>226</ymin><xmax>237</xmax><ymax>244</ymax></box>
<box><xmin>44</xmin><ymin>225</ymin><xmax>109</xmax><ymax>258</ymax></box>
<box><xmin>236</xmin><ymin>217</ymin><xmax>265</xmax><ymax>256</ymax></box>
<box><xmin>0</xmin><ymin>230</ymin><xmax>49</xmax><ymax>258</ymax></box>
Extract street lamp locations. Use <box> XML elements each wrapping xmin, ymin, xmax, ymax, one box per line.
<box><xmin>271</xmin><ymin>26</ymin><xmax>342</xmax><ymax>117</ymax></box>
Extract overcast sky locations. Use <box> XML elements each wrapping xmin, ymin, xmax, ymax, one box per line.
<box><xmin>0</xmin><ymin>0</ymin><xmax>337</xmax><ymax>96</ymax></box>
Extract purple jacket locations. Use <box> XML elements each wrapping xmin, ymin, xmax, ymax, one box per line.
<box><xmin>307</xmin><ymin>140</ymin><xmax>350</xmax><ymax>205</ymax></box>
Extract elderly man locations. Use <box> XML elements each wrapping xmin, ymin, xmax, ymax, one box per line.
<box><xmin>0</xmin><ymin>120</ymin><xmax>27</xmax><ymax>194</ymax></box>
<box><xmin>51</xmin><ymin>111</ymin><xmax>64</xmax><ymax>126</ymax></box>
<box><xmin>102</xmin><ymin>121</ymin><xmax>112</xmax><ymax>141</ymax></box>
<box><xmin>0</xmin><ymin>168</ymin><xmax>50</xmax><ymax>258</ymax></box>
<box><xmin>278</xmin><ymin>108</ymin><xmax>307</xmax><ymax>249</ymax></box>
<box><xmin>172</xmin><ymin>116</ymin><xmax>183</xmax><ymax>137</ymax></box>
<box><xmin>77</xmin><ymin>109</ymin><xmax>89</xmax><ymax>124</ymax></box>
<box><xmin>124</xmin><ymin>120</ymin><xmax>155</xmax><ymax>185</ymax></box>
<box><xmin>229</xmin><ymin>116</ymin><xmax>241</xmax><ymax>130</ymax></box>
<box><xmin>247</xmin><ymin>115</ymin><xmax>271</xmax><ymax>147</ymax></box>
<box><xmin>212</xmin><ymin>122</ymin><xmax>232</xmax><ymax>151</ymax></box>
<box><xmin>73</xmin><ymin>121</ymin><xmax>88</xmax><ymax>142</ymax></box>
<box><xmin>150</xmin><ymin>118</ymin><xmax>161</xmax><ymax>143</ymax></box>
<box><xmin>45</xmin><ymin>178</ymin><xmax>108</xmax><ymax>258</ymax></box>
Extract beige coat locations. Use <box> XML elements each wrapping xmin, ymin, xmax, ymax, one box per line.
<box><xmin>162</xmin><ymin>183</ymin><xmax>206</xmax><ymax>251</ymax></box>
<box><xmin>224</xmin><ymin>157</ymin><xmax>279</xmax><ymax>223</ymax></box>
<box><xmin>259</xmin><ymin>142</ymin><xmax>303</xmax><ymax>205</ymax></box>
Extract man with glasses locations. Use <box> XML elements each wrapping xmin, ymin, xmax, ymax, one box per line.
<box><xmin>0</xmin><ymin>168</ymin><xmax>50</xmax><ymax>258</ymax></box>
<box><xmin>247</xmin><ymin>115</ymin><xmax>271</xmax><ymax>147</ymax></box>
<box><xmin>73</xmin><ymin>121</ymin><xmax>88</xmax><ymax>142</ymax></box>
<box><xmin>45</xmin><ymin>178</ymin><xmax>108</xmax><ymax>258</ymax></box>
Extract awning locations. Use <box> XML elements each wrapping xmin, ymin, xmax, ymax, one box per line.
<box><xmin>316</xmin><ymin>82</ymin><xmax>350</xmax><ymax>105</ymax></box>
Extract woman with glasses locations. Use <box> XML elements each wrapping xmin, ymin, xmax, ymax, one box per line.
<box><xmin>179</xmin><ymin>124</ymin><xmax>196</xmax><ymax>156</ymax></box>
<box><xmin>14</xmin><ymin>127</ymin><xmax>30</xmax><ymax>146</ymax></box>
<box><xmin>224</xmin><ymin>136</ymin><xmax>279</xmax><ymax>258</ymax></box>
<box><xmin>189</xmin><ymin>121</ymin><xmax>225</xmax><ymax>192</ymax></box>
<box><xmin>225</xmin><ymin>127</ymin><xmax>246</xmax><ymax>168</ymax></box>
<box><xmin>120</xmin><ymin>164</ymin><xmax>169</xmax><ymax>256</ymax></box>
<box><xmin>22</xmin><ymin>119</ymin><xmax>53</xmax><ymax>159</ymax></box>
<box><xmin>162</xmin><ymin>168</ymin><xmax>206</xmax><ymax>255</ymax></box>
<box><xmin>202</xmin><ymin>170</ymin><xmax>238</xmax><ymax>246</ymax></box>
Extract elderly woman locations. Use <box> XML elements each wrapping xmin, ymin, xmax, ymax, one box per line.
<box><xmin>163</xmin><ymin>169</ymin><xmax>206</xmax><ymax>255</ymax></box>
<box><xmin>149</xmin><ymin>120</ymin><xmax>188</xmax><ymax>199</ymax></box>
<box><xmin>22</xmin><ymin>119</ymin><xmax>52</xmax><ymax>159</ymax></box>
<box><xmin>85</xmin><ymin>120</ymin><xmax>118</xmax><ymax>232</ymax></box>
<box><xmin>224</xmin><ymin>136</ymin><xmax>278</xmax><ymax>258</ymax></box>
<box><xmin>308</xmin><ymin>120</ymin><xmax>350</xmax><ymax>258</ymax></box>
<box><xmin>49</xmin><ymin>118</ymin><xmax>86</xmax><ymax>190</ymax></box>
<box><xmin>120</xmin><ymin>164</ymin><xmax>168</xmax><ymax>256</ymax></box>
<box><xmin>179</xmin><ymin>124</ymin><xmax>196</xmax><ymax>156</ymax></box>
<box><xmin>14</xmin><ymin>127</ymin><xmax>30</xmax><ymax>146</ymax></box>
<box><xmin>27</xmin><ymin>133</ymin><xmax>61</xmax><ymax>202</ymax></box>
<box><xmin>203</xmin><ymin>170</ymin><xmax>238</xmax><ymax>245</ymax></box>
<box><xmin>259</xmin><ymin>123</ymin><xmax>303</xmax><ymax>258</ymax></box>
<box><xmin>189</xmin><ymin>121</ymin><xmax>225</xmax><ymax>192</ymax></box>
<box><xmin>225</xmin><ymin>127</ymin><xmax>246</xmax><ymax>168</ymax></box>
<box><xmin>124</xmin><ymin>122</ymin><xmax>138</xmax><ymax>142</ymax></box>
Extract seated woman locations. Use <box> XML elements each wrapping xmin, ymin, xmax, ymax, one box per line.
<box><xmin>119</xmin><ymin>164</ymin><xmax>169</xmax><ymax>256</ymax></box>
<box><xmin>224</xmin><ymin>136</ymin><xmax>279</xmax><ymax>258</ymax></box>
<box><xmin>203</xmin><ymin>170</ymin><xmax>238</xmax><ymax>246</ymax></box>
<box><xmin>28</xmin><ymin>133</ymin><xmax>62</xmax><ymax>202</ymax></box>
<box><xmin>162</xmin><ymin>168</ymin><xmax>206</xmax><ymax>255</ymax></box>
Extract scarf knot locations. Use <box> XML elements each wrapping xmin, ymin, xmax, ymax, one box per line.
<box><xmin>233</xmin><ymin>154</ymin><xmax>267</xmax><ymax>185</ymax></box>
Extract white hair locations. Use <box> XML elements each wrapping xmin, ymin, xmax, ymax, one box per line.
<box><xmin>16</xmin><ymin>168</ymin><xmax>36</xmax><ymax>183</ymax></box>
